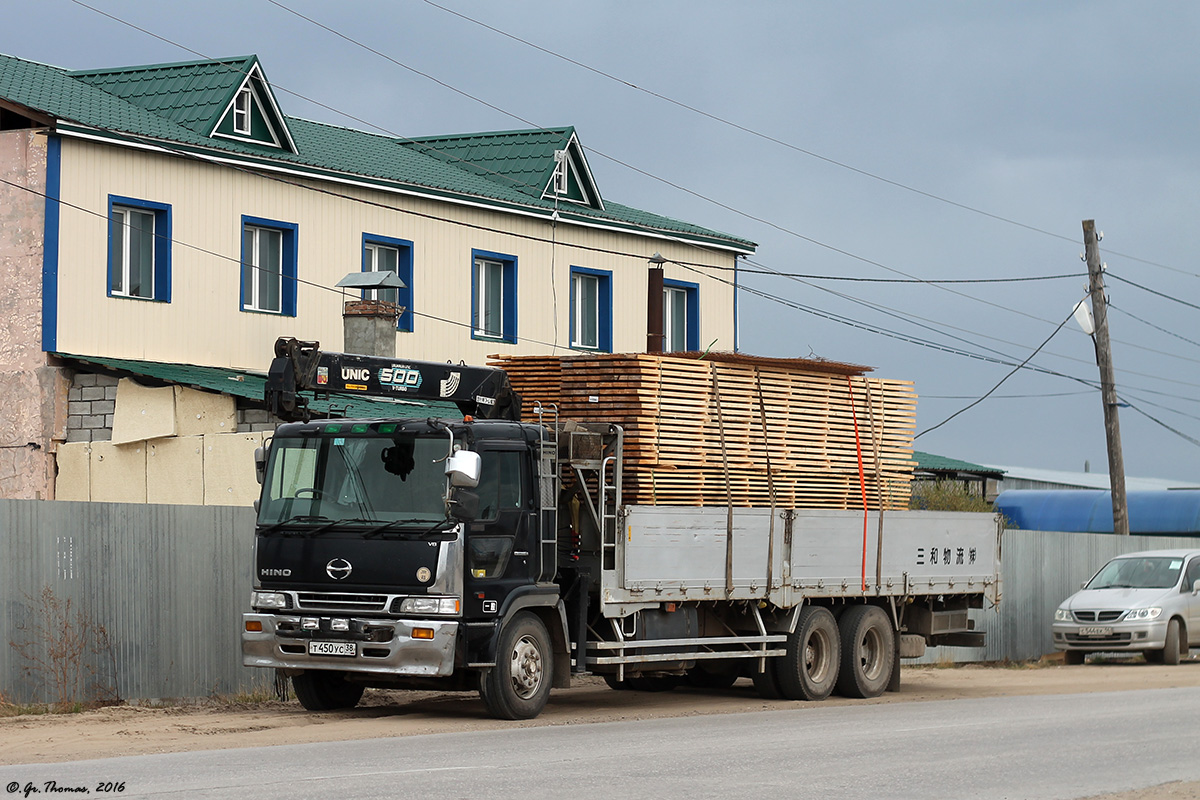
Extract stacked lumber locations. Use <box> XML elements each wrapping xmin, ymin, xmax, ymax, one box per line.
<box><xmin>490</xmin><ymin>352</ymin><xmax>916</xmax><ymax>510</ymax></box>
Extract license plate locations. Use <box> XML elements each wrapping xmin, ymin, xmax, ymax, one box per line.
<box><xmin>308</xmin><ymin>640</ymin><xmax>356</xmax><ymax>657</ymax></box>
<box><xmin>1077</xmin><ymin>626</ymin><xmax>1112</xmax><ymax>637</ymax></box>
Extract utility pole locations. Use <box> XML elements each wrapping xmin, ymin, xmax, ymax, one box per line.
<box><xmin>1082</xmin><ymin>219</ymin><xmax>1129</xmax><ymax>535</ymax></box>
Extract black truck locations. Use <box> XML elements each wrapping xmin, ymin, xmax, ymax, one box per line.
<box><xmin>242</xmin><ymin>338</ymin><xmax>1001</xmax><ymax>719</ymax></box>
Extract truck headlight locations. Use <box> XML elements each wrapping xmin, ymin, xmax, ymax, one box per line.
<box><xmin>398</xmin><ymin>597</ymin><xmax>460</xmax><ymax>615</ymax></box>
<box><xmin>1054</xmin><ymin>608</ymin><xmax>1073</xmax><ymax>622</ymax></box>
<box><xmin>252</xmin><ymin>591</ymin><xmax>289</xmax><ymax>610</ymax></box>
<box><xmin>1125</xmin><ymin>607</ymin><xmax>1162</xmax><ymax>621</ymax></box>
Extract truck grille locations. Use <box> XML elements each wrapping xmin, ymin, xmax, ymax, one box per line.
<box><xmin>294</xmin><ymin>592</ymin><xmax>389</xmax><ymax>613</ymax></box>
<box><xmin>1073</xmin><ymin>610</ymin><xmax>1124</xmax><ymax>623</ymax></box>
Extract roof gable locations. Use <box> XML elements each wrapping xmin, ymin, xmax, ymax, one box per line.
<box><xmin>400</xmin><ymin>127</ymin><xmax>604</xmax><ymax>210</ymax></box>
<box><xmin>0</xmin><ymin>52</ymin><xmax>753</xmax><ymax>252</ymax></box>
<box><xmin>69</xmin><ymin>56</ymin><xmax>296</xmax><ymax>153</ymax></box>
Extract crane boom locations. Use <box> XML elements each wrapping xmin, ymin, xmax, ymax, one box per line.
<box><xmin>264</xmin><ymin>337</ymin><xmax>521</xmax><ymax>422</ymax></box>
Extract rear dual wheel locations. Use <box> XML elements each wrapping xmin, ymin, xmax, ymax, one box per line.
<box><xmin>775</xmin><ymin>606</ymin><xmax>840</xmax><ymax>701</ymax></box>
<box><xmin>835</xmin><ymin>605</ymin><xmax>895</xmax><ymax>699</ymax></box>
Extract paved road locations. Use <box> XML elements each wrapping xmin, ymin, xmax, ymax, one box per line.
<box><xmin>2</xmin><ymin>687</ymin><xmax>1197</xmax><ymax>799</ymax></box>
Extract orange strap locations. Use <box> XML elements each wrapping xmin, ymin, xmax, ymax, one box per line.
<box><xmin>846</xmin><ymin>376</ymin><xmax>869</xmax><ymax>592</ymax></box>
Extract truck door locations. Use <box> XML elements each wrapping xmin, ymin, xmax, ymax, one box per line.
<box><xmin>463</xmin><ymin>446</ymin><xmax>537</xmax><ymax>615</ymax></box>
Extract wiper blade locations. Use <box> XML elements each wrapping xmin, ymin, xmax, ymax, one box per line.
<box><xmin>362</xmin><ymin>517</ymin><xmax>449</xmax><ymax>538</ymax></box>
<box><xmin>258</xmin><ymin>514</ymin><xmax>334</xmax><ymax>534</ymax></box>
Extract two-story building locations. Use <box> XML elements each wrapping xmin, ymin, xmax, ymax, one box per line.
<box><xmin>0</xmin><ymin>52</ymin><xmax>755</xmax><ymax>503</ymax></box>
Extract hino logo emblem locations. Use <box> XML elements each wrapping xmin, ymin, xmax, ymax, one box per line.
<box><xmin>326</xmin><ymin>558</ymin><xmax>353</xmax><ymax>580</ymax></box>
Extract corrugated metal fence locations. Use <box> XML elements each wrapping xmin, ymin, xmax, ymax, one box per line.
<box><xmin>1</xmin><ymin>499</ymin><xmax>268</xmax><ymax>704</ymax></box>
<box><xmin>916</xmin><ymin>528</ymin><xmax>1200</xmax><ymax>664</ymax></box>
<box><xmin>2</xmin><ymin>499</ymin><xmax>1197</xmax><ymax>703</ymax></box>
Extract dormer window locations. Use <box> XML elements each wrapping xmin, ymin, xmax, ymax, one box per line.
<box><xmin>551</xmin><ymin>150</ymin><xmax>569</xmax><ymax>196</ymax></box>
<box><xmin>233</xmin><ymin>87</ymin><xmax>251</xmax><ymax>135</ymax></box>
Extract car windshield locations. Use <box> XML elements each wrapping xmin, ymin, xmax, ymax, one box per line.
<box><xmin>1085</xmin><ymin>556</ymin><xmax>1184</xmax><ymax>590</ymax></box>
<box><xmin>258</xmin><ymin>433</ymin><xmax>449</xmax><ymax>528</ymax></box>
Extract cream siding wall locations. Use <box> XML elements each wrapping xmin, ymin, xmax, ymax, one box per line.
<box><xmin>53</xmin><ymin>138</ymin><xmax>739</xmax><ymax>371</ymax></box>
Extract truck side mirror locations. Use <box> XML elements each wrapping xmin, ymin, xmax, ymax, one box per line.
<box><xmin>447</xmin><ymin>488</ymin><xmax>479</xmax><ymax>522</ymax></box>
<box><xmin>446</xmin><ymin>450</ymin><xmax>481</xmax><ymax>488</ymax></box>
<box><xmin>254</xmin><ymin>445</ymin><xmax>268</xmax><ymax>485</ymax></box>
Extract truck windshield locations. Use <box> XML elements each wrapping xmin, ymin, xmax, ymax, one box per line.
<box><xmin>258</xmin><ymin>434</ymin><xmax>449</xmax><ymax>528</ymax></box>
<box><xmin>1086</xmin><ymin>556</ymin><xmax>1184</xmax><ymax>590</ymax></box>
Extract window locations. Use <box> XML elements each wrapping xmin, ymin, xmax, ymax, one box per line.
<box><xmin>472</xmin><ymin>249</ymin><xmax>517</xmax><ymax>343</ymax></box>
<box><xmin>362</xmin><ymin>234</ymin><xmax>414</xmax><ymax>332</ymax></box>
<box><xmin>233</xmin><ymin>87</ymin><xmax>252</xmax><ymax>135</ymax></box>
<box><xmin>663</xmin><ymin>279</ymin><xmax>699</xmax><ymax>352</ymax></box>
<box><xmin>570</xmin><ymin>266</ymin><xmax>612</xmax><ymax>351</ymax></box>
<box><xmin>108</xmin><ymin>196</ymin><xmax>171</xmax><ymax>302</ymax></box>
<box><xmin>241</xmin><ymin>216</ymin><xmax>297</xmax><ymax>315</ymax></box>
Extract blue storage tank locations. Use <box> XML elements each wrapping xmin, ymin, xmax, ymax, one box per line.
<box><xmin>995</xmin><ymin>489</ymin><xmax>1200</xmax><ymax>535</ymax></box>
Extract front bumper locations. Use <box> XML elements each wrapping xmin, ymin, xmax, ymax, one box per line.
<box><xmin>1051</xmin><ymin>619</ymin><xmax>1168</xmax><ymax>652</ymax></box>
<box><xmin>242</xmin><ymin>613</ymin><xmax>458</xmax><ymax>676</ymax></box>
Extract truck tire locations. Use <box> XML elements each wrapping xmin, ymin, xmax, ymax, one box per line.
<box><xmin>775</xmin><ymin>606</ymin><xmax>839</xmax><ymax>701</ymax></box>
<box><xmin>752</xmin><ymin>662</ymin><xmax>784</xmax><ymax>699</ymax></box>
<box><xmin>1161</xmin><ymin>619</ymin><xmax>1182</xmax><ymax>666</ymax></box>
<box><xmin>1064</xmin><ymin>650</ymin><xmax>1086</xmax><ymax>666</ymax></box>
<box><xmin>835</xmin><ymin>604</ymin><xmax>895</xmax><ymax>699</ymax></box>
<box><xmin>479</xmin><ymin>612</ymin><xmax>553</xmax><ymax>720</ymax></box>
<box><xmin>291</xmin><ymin>670</ymin><xmax>364</xmax><ymax>711</ymax></box>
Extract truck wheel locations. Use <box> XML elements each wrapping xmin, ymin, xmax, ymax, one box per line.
<box><xmin>752</xmin><ymin>662</ymin><xmax>784</xmax><ymax>699</ymax></box>
<box><xmin>1161</xmin><ymin>619</ymin><xmax>1182</xmax><ymax>666</ymax></box>
<box><xmin>835</xmin><ymin>604</ymin><xmax>895</xmax><ymax>699</ymax></box>
<box><xmin>775</xmin><ymin>606</ymin><xmax>839</xmax><ymax>701</ymax></box>
<box><xmin>479</xmin><ymin>612</ymin><xmax>553</xmax><ymax>720</ymax></box>
<box><xmin>1064</xmin><ymin>650</ymin><xmax>1086</xmax><ymax>665</ymax></box>
<box><xmin>291</xmin><ymin>670</ymin><xmax>364</xmax><ymax>711</ymax></box>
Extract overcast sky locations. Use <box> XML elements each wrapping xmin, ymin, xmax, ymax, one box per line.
<box><xmin>6</xmin><ymin>1</ymin><xmax>1200</xmax><ymax>482</ymax></box>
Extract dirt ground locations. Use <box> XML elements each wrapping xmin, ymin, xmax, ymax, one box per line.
<box><xmin>3</xmin><ymin>660</ymin><xmax>1200</xmax><ymax>799</ymax></box>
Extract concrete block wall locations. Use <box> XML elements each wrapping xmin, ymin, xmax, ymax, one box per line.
<box><xmin>65</xmin><ymin>373</ymin><xmax>118</xmax><ymax>442</ymax></box>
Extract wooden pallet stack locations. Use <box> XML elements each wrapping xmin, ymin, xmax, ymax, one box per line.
<box><xmin>491</xmin><ymin>352</ymin><xmax>917</xmax><ymax>510</ymax></box>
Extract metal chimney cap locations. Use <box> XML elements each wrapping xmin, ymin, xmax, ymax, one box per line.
<box><xmin>335</xmin><ymin>271</ymin><xmax>406</xmax><ymax>289</ymax></box>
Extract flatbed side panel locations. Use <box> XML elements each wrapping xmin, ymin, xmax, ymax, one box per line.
<box><xmin>611</xmin><ymin>507</ymin><xmax>780</xmax><ymax>607</ymax></box>
<box><xmin>788</xmin><ymin>509</ymin><xmax>1001</xmax><ymax>602</ymax></box>
<box><xmin>602</xmin><ymin>506</ymin><xmax>1000</xmax><ymax>613</ymax></box>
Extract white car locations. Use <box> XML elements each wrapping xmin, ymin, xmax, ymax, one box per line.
<box><xmin>1052</xmin><ymin>548</ymin><xmax>1200</xmax><ymax>664</ymax></box>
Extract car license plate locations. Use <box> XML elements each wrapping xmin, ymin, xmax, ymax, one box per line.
<box><xmin>1077</xmin><ymin>626</ymin><xmax>1112</xmax><ymax>637</ymax></box>
<box><xmin>308</xmin><ymin>640</ymin><xmax>356</xmax><ymax>657</ymax></box>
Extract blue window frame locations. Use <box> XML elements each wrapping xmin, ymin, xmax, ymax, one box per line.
<box><xmin>471</xmin><ymin>249</ymin><xmax>517</xmax><ymax>343</ymax></box>
<box><xmin>240</xmin><ymin>215</ymin><xmax>297</xmax><ymax>316</ymax></box>
<box><xmin>107</xmin><ymin>195</ymin><xmax>171</xmax><ymax>302</ymax></box>
<box><xmin>569</xmin><ymin>266</ymin><xmax>612</xmax><ymax>352</ymax></box>
<box><xmin>362</xmin><ymin>234</ymin><xmax>414</xmax><ymax>332</ymax></box>
<box><xmin>663</xmin><ymin>278</ymin><xmax>699</xmax><ymax>352</ymax></box>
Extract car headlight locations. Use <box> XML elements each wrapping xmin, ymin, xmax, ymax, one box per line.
<box><xmin>252</xmin><ymin>591</ymin><xmax>289</xmax><ymax>610</ymax></box>
<box><xmin>1054</xmin><ymin>608</ymin><xmax>1074</xmax><ymax>622</ymax></box>
<box><xmin>1125</xmin><ymin>607</ymin><xmax>1162</xmax><ymax>621</ymax></box>
<box><xmin>397</xmin><ymin>597</ymin><xmax>460</xmax><ymax>615</ymax></box>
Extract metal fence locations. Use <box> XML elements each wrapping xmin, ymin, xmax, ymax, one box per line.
<box><xmin>916</xmin><ymin>528</ymin><xmax>1200</xmax><ymax>664</ymax></box>
<box><xmin>2</xmin><ymin>499</ymin><xmax>1197</xmax><ymax>703</ymax></box>
<box><xmin>1</xmin><ymin>499</ymin><xmax>267</xmax><ymax>704</ymax></box>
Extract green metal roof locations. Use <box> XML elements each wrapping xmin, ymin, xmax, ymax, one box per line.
<box><xmin>58</xmin><ymin>353</ymin><xmax>459</xmax><ymax>420</ymax></box>
<box><xmin>0</xmin><ymin>52</ymin><xmax>756</xmax><ymax>251</ymax></box>
<box><xmin>69</xmin><ymin>56</ymin><xmax>257</xmax><ymax>135</ymax></box>
<box><xmin>913</xmin><ymin>451</ymin><xmax>1005</xmax><ymax>477</ymax></box>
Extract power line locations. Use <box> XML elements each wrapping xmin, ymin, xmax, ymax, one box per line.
<box><xmin>1107</xmin><ymin>271</ymin><xmax>1200</xmax><ymax>312</ymax></box>
<box><xmin>916</xmin><ymin>306</ymin><xmax>1078</xmax><ymax>439</ymax></box>
<box><xmin>1109</xmin><ymin>303</ymin><xmax>1200</xmax><ymax>349</ymax></box>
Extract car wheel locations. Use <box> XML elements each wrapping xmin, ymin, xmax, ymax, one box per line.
<box><xmin>1064</xmin><ymin>650</ymin><xmax>1086</xmax><ymax>666</ymax></box>
<box><xmin>1162</xmin><ymin>619</ymin><xmax>1182</xmax><ymax>666</ymax></box>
